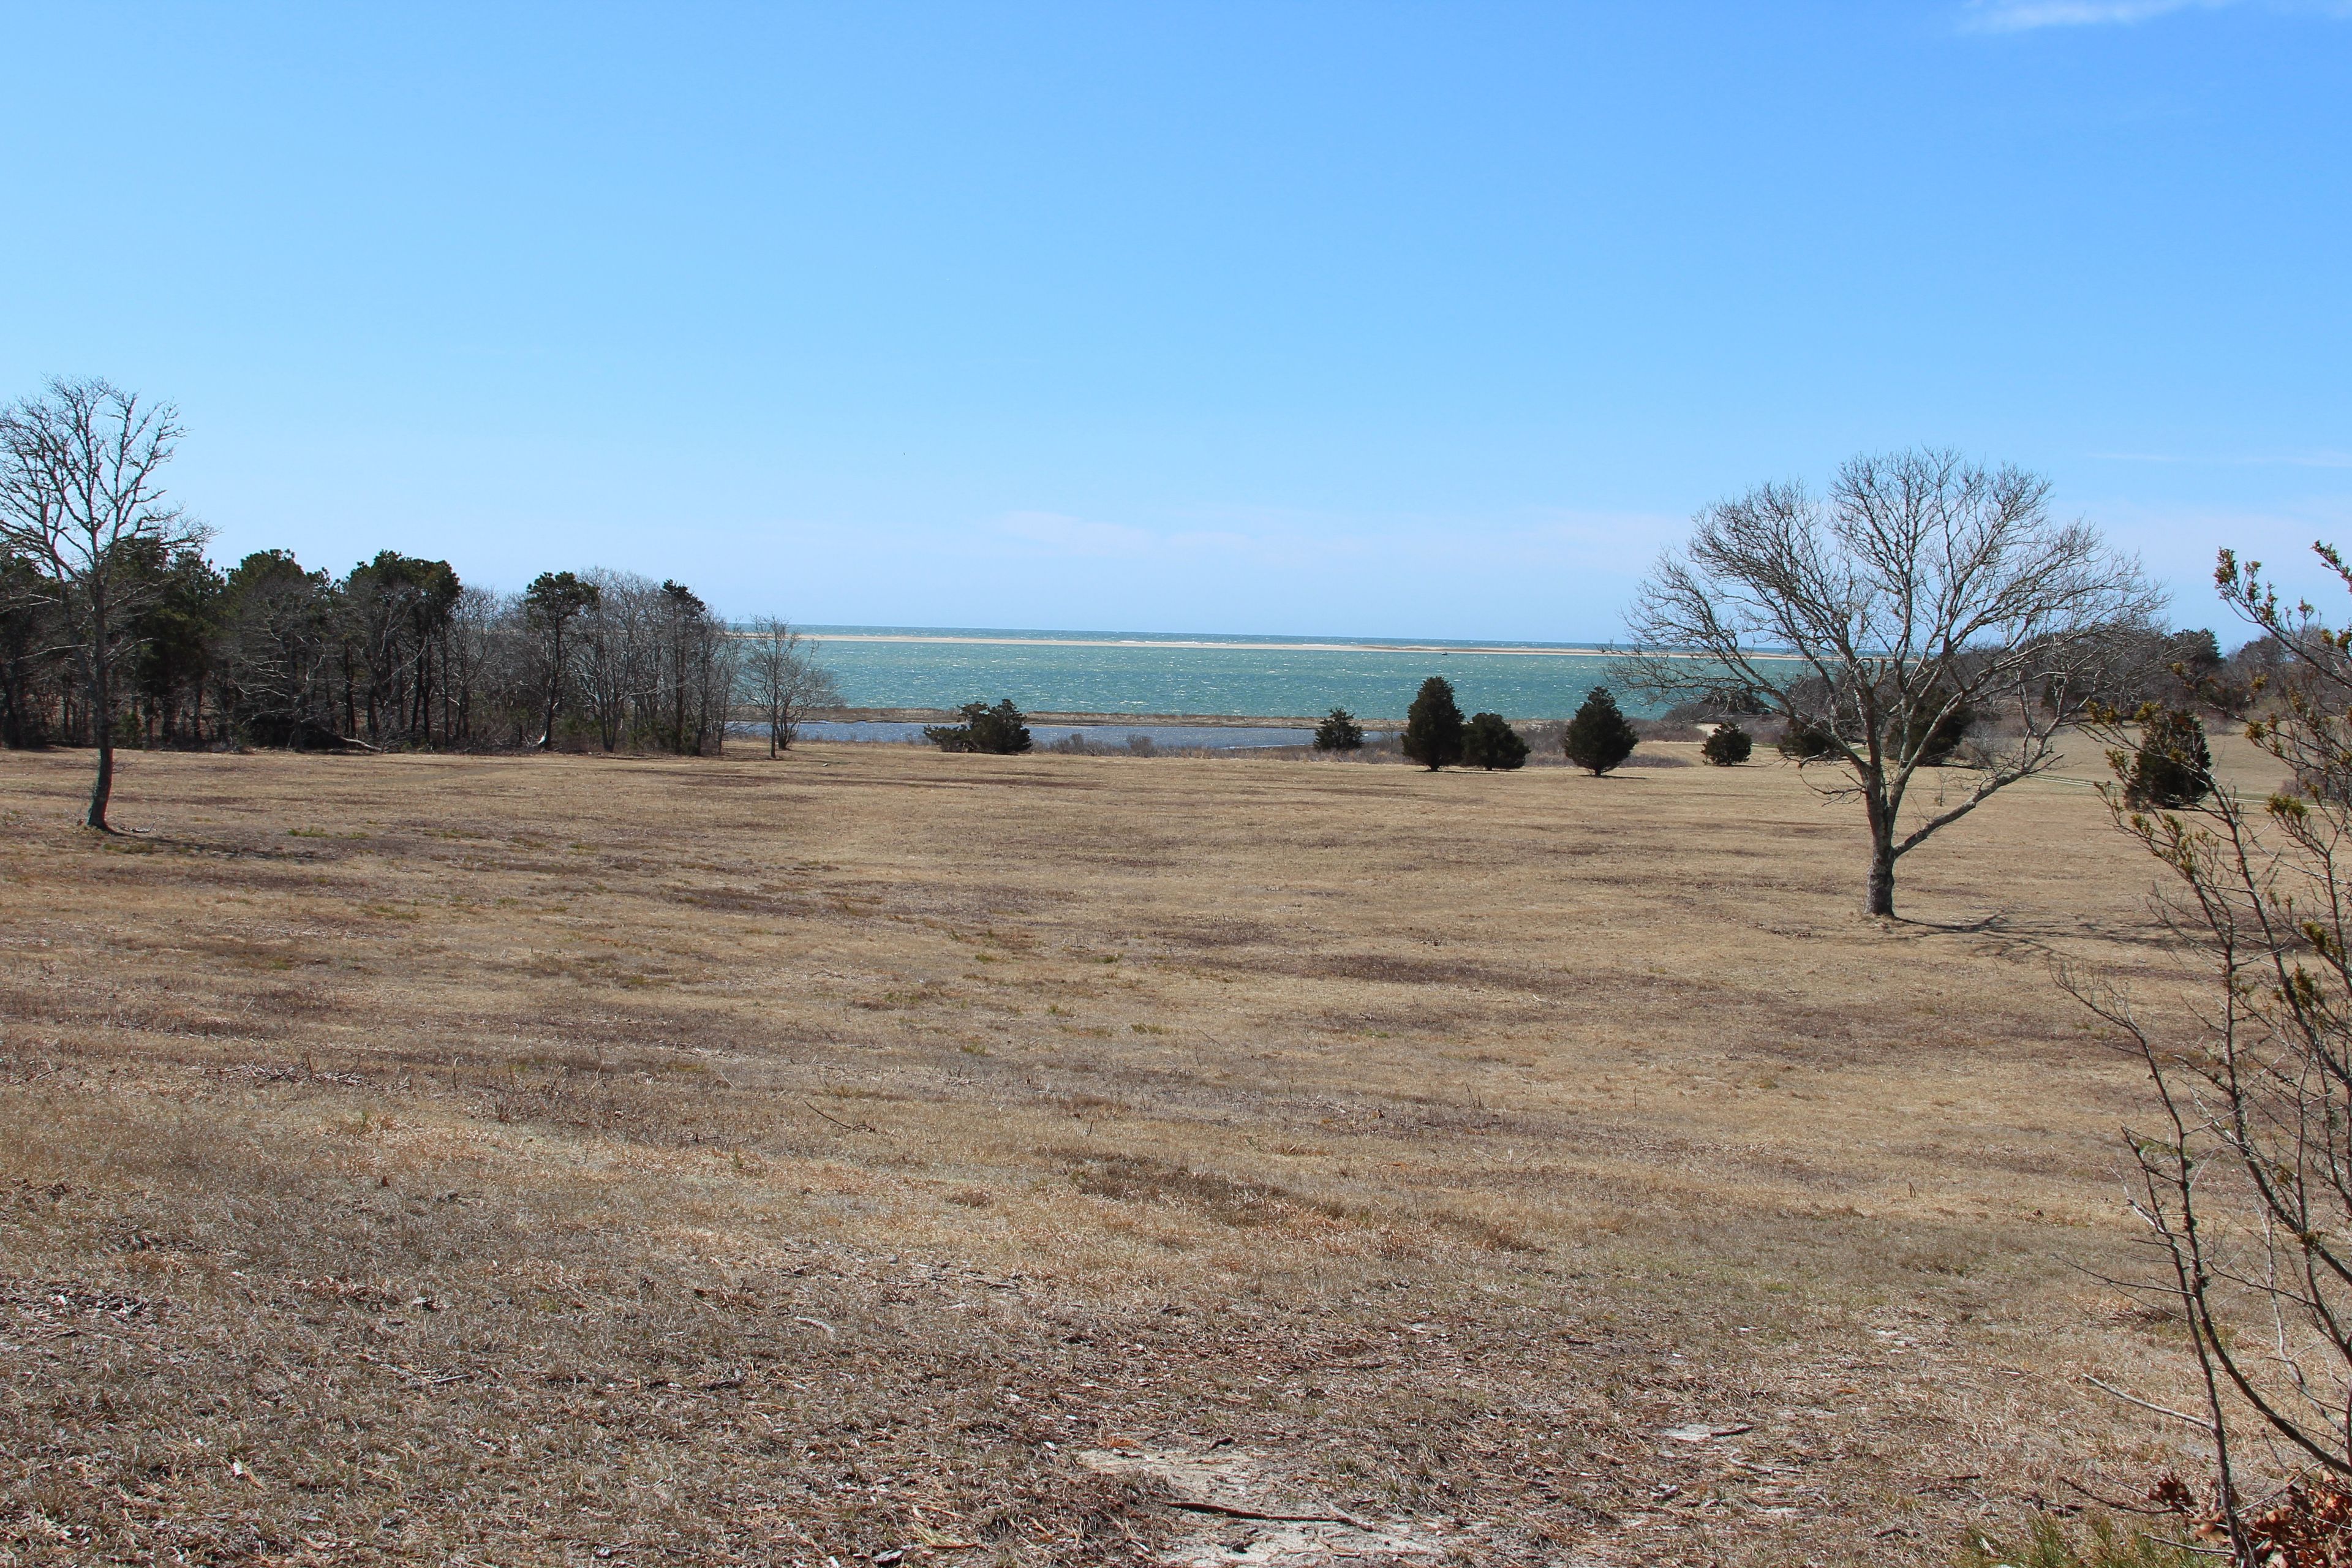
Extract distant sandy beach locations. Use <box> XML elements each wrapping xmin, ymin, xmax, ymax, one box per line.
<box><xmin>816</xmin><ymin>706</ymin><xmax>1385</xmax><ymax>729</ymax></box>
<box><xmin>801</xmin><ymin>631</ymin><xmax>1798</xmax><ymax>660</ymax></box>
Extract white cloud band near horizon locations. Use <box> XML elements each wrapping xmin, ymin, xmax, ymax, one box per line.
<box><xmin>1964</xmin><ymin>0</ymin><xmax>2348</xmax><ymax>29</ymax></box>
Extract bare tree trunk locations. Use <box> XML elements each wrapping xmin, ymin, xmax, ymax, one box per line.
<box><xmin>86</xmin><ymin>643</ymin><xmax>114</xmax><ymax>831</ymax></box>
<box><xmin>539</xmin><ymin>623</ymin><xmax>562</xmax><ymax>750</ymax></box>
<box><xmin>1864</xmin><ymin>788</ymin><xmax>1896</xmax><ymax>917</ymax></box>
<box><xmin>1865</xmin><ymin>838</ymin><xmax>1894</xmax><ymax>916</ymax></box>
<box><xmin>89</xmin><ymin>733</ymin><xmax>113</xmax><ymax>827</ymax></box>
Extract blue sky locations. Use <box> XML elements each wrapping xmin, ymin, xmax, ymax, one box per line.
<box><xmin>3</xmin><ymin>2</ymin><xmax>2346</xmax><ymax>641</ymax></box>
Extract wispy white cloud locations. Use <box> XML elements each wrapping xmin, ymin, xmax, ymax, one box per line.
<box><xmin>1962</xmin><ymin>0</ymin><xmax>2348</xmax><ymax>29</ymax></box>
<box><xmin>1966</xmin><ymin>0</ymin><xmax>2226</xmax><ymax>28</ymax></box>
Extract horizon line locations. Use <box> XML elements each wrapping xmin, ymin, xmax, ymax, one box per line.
<box><xmin>762</xmin><ymin>627</ymin><xmax>1802</xmax><ymax>660</ymax></box>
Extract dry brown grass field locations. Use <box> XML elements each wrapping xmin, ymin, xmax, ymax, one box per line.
<box><xmin>0</xmin><ymin>738</ymin><xmax>2269</xmax><ymax>1566</ymax></box>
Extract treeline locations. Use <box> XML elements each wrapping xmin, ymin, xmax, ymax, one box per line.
<box><xmin>0</xmin><ymin>544</ymin><xmax>828</xmax><ymax>755</ymax></box>
<box><xmin>1658</xmin><ymin>625</ymin><xmax>2260</xmax><ymax>735</ymax></box>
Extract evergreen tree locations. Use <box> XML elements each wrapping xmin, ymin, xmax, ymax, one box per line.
<box><xmin>0</xmin><ymin>549</ymin><xmax>59</xmax><ymax>748</ymax></box>
<box><xmin>1401</xmin><ymin>676</ymin><xmax>1464</xmax><ymax>770</ymax></box>
<box><xmin>1778</xmin><ymin>717</ymin><xmax>1838</xmax><ymax>761</ymax></box>
<box><xmin>1905</xmin><ymin>692</ymin><xmax>1978</xmax><ymax>766</ymax></box>
<box><xmin>2124</xmin><ymin>708</ymin><xmax>2212</xmax><ymax>809</ymax></box>
<box><xmin>1461</xmin><ymin>711</ymin><xmax>1529</xmax><ymax>770</ymax></box>
<box><xmin>968</xmin><ymin>698</ymin><xmax>1031</xmax><ymax>754</ymax></box>
<box><xmin>1561</xmin><ymin>687</ymin><xmax>1638</xmax><ymax>775</ymax></box>
<box><xmin>341</xmin><ymin>551</ymin><xmax>462</xmax><ymax>747</ymax></box>
<box><xmin>524</xmin><ymin>570</ymin><xmax>600</xmax><ymax>749</ymax></box>
<box><xmin>1700</xmin><ymin>722</ymin><xmax>1753</xmax><ymax>766</ymax></box>
<box><xmin>1313</xmin><ymin>707</ymin><xmax>1364</xmax><ymax>752</ymax></box>
<box><xmin>124</xmin><ymin>543</ymin><xmax>224</xmax><ymax>745</ymax></box>
<box><xmin>926</xmin><ymin>698</ymin><xmax>1032</xmax><ymax>755</ymax></box>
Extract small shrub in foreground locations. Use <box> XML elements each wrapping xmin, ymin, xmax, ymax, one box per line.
<box><xmin>1700</xmin><ymin>722</ymin><xmax>1753</xmax><ymax>766</ymax></box>
<box><xmin>1461</xmin><ymin>712</ymin><xmax>1529</xmax><ymax>770</ymax></box>
<box><xmin>1561</xmin><ymin>687</ymin><xmax>1637</xmax><ymax>775</ymax></box>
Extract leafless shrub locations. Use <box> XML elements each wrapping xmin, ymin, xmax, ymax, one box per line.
<box><xmin>2063</xmin><ymin>544</ymin><xmax>2352</xmax><ymax>1562</ymax></box>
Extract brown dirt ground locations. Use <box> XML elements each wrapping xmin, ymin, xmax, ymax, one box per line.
<box><xmin>0</xmin><ymin>739</ymin><xmax>2263</xmax><ymax>1566</ymax></box>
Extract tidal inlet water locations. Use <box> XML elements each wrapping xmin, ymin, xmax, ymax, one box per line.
<box><xmin>799</xmin><ymin>627</ymin><xmax>1660</xmax><ymax>723</ymax></box>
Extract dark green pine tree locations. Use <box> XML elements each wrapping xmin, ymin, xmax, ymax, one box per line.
<box><xmin>968</xmin><ymin>698</ymin><xmax>1032</xmax><ymax>754</ymax></box>
<box><xmin>1778</xmin><ymin>717</ymin><xmax>1839</xmax><ymax>761</ymax></box>
<box><xmin>2124</xmin><ymin>708</ymin><xmax>2212</xmax><ymax>809</ymax></box>
<box><xmin>1313</xmin><ymin>707</ymin><xmax>1365</xmax><ymax>752</ymax></box>
<box><xmin>1561</xmin><ymin>687</ymin><xmax>1638</xmax><ymax>775</ymax></box>
<box><xmin>1317</xmin><ymin>710</ymin><xmax>1373</xmax><ymax>752</ymax></box>
<box><xmin>1905</xmin><ymin>690</ymin><xmax>1978</xmax><ymax>766</ymax></box>
<box><xmin>1401</xmin><ymin>677</ymin><xmax>1465</xmax><ymax>770</ymax></box>
<box><xmin>1461</xmin><ymin>712</ymin><xmax>1529</xmax><ymax>770</ymax></box>
<box><xmin>1700</xmin><ymin>722</ymin><xmax>1753</xmax><ymax>766</ymax></box>
<box><xmin>925</xmin><ymin>698</ymin><xmax>1033</xmax><ymax>754</ymax></box>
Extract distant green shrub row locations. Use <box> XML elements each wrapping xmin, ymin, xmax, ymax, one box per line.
<box><xmin>928</xmin><ymin>679</ymin><xmax>1774</xmax><ymax>780</ymax></box>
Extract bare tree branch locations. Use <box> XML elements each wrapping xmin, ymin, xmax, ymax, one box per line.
<box><xmin>735</xmin><ymin>617</ymin><xmax>840</xmax><ymax>758</ymax></box>
<box><xmin>1624</xmin><ymin>447</ymin><xmax>2160</xmax><ymax>916</ymax></box>
<box><xmin>0</xmin><ymin>377</ymin><xmax>208</xmax><ymax>828</ymax></box>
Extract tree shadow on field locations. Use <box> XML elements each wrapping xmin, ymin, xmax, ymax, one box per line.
<box><xmin>1888</xmin><ymin>911</ymin><xmax>2006</xmax><ymax>936</ymax></box>
<box><xmin>92</xmin><ymin>828</ymin><xmax>330</xmax><ymax>864</ymax></box>
<box><xmin>1883</xmin><ymin>908</ymin><xmax>2185</xmax><ymax>968</ymax></box>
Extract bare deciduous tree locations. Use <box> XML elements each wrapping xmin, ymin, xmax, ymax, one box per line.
<box><xmin>0</xmin><ymin>377</ymin><xmax>208</xmax><ymax>829</ymax></box>
<box><xmin>2062</xmin><ymin>545</ymin><xmax>2352</xmax><ymax>1561</ymax></box>
<box><xmin>737</xmin><ymin>617</ymin><xmax>840</xmax><ymax>757</ymax></box>
<box><xmin>562</xmin><ymin>570</ymin><xmax>736</xmax><ymax>755</ymax></box>
<box><xmin>1626</xmin><ymin>447</ymin><xmax>2158</xmax><ymax>916</ymax></box>
<box><xmin>575</xmin><ymin>569</ymin><xmax>648</xmax><ymax>752</ymax></box>
<box><xmin>446</xmin><ymin>584</ymin><xmax>531</xmax><ymax>748</ymax></box>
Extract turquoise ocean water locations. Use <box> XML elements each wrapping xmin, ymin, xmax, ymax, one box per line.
<box><xmin>796</xmin><ymin>626</ymin><xmax>1659</xmax><ymax>722</ymax></box>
